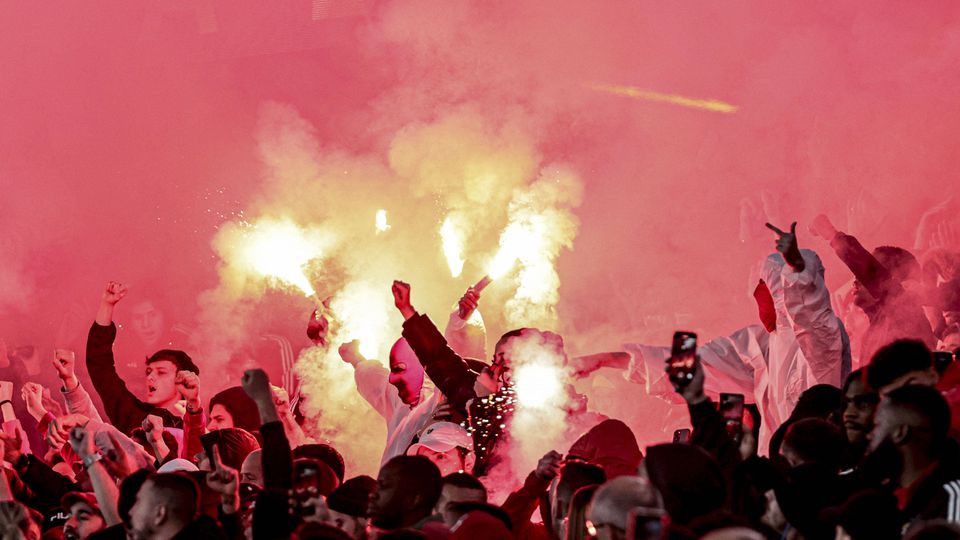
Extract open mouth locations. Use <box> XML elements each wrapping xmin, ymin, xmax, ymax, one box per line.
<box><xmin>147</xmin><ymin>385</ymin><xmax>157</xmax><ymax>394</ymax></box>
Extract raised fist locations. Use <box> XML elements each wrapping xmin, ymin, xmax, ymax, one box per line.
<box><xmin>338</xmin><ymin>340</ymin><xmax>364</xmax><ymax>365</ymax></box>
<box><xmin>175</xmin><ymin>370</ymin><xmax>201</xmax><ymax>405</ymax></box>
<box><xmin>101</xmin><ymin>281</ymin><xmax>128</xmax><ymax>305</ymax></box>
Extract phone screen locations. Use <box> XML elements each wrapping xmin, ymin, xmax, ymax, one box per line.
<box><xmin>668</xmin><ymin>331</ymin><xmax>697</xmax><ymax>387</ymax></box>
<box><xmin>719</xmin><ymin>393</ymin><xmax>745</xmax><ymax>444</ymax></box>
<box><xmin>626</xmin><ymin>507</ymin><xmax>666</xmax><ymax>540</ymax></box>
<box><xmin>672</xmin><ymin>428</ymin><xmax>691</xmax><ymax>444</ymax></box>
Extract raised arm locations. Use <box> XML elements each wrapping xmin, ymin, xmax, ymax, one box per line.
<box><xmin>86</xmin><ymin>282</ymin><xmax>151</xmax><ymax>433</ymax></box>
<box><xmin>53</xmin><ymin>349</ymin><xmax>103</xmax><ymax>421</ymax></box>
<box><xmin>242</xmin><ymin>369</ymin><xmax>292</xmax><ymax>491</ymax></box>
<box><xmin>810</xmin><ymin>214</ymin><xmax>899</xmax><ymax>301</ymax></box>
<box><xmin>393</xmin><ymin>281</ymin><xmax>478</xmax><ymax>411</ymax></box>
<box><xmin>339</xmin><ymin>340</ymin><xmax>398</xmax><ymax>421</ymax></box>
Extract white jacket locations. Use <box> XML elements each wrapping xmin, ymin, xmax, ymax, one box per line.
<box><xmin>353</xmin><ymin>359</ymin><xmax>440</xmax><ymax>466</ymax></box>
<box><xmin>624</xmin><ymin>250</ymin><xmax>850</xmax><ymax>453</ymax></box>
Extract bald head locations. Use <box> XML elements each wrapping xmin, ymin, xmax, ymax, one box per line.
<box><xmin>588</xmin><ymin>476</ymin><xmax>661</xmax><ymax>534</ymax></box>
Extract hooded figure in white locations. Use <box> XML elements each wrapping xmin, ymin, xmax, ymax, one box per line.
<box><xmin>623</xmin><ymin>249</ymin><xmax>850</xmax><ymax>453</ymax></box>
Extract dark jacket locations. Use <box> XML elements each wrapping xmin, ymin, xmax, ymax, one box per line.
<box><xmin>902</xmin><ymin>443</ymin><xmax>960</xmax><ymax>530</ymax></box>
<box><xmin>401</xmin><ymin>313</ymin><xmax>514</xmax><ymax>476</ymax></box>
<box><xmin>829</xmin><ymin>233</ymin><xmax>935</xmax><ymax>362</ymax></box>
<box><xmin>85</xmin><ymin>322</ymin><xmax>181</xmax><ymax>434</ymax></box>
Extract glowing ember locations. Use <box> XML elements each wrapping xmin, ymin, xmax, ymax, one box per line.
<box><xmin>589</xmin><ymin>83</ymin><xmax>738</xmax><ymax>113</ymax></box>
<box><xmin>236</xmin><ymin>218</ymin><xmax>321</xmax><ymax>297</ymax></box>
<box><xmin>330</xmin><ymin>281</ymin><xmax>389</xmax><ymax>360</ymax></box>
<box><xmin>375</xmin><ymin>209</ymin><xmax>391</xmax><ymax>233</ymax></box>
<box><xmin>513</xmin><ymin>363</ymin><xmax>564</xmax><ymax>408</ymax></box>
<box><xmin>440</xmin><ymin>215</ymin><xmax>466</xmax><ymax>277</ymax></box>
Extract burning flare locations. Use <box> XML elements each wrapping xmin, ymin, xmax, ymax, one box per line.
<box><xmin>514</xmin><ymin>363</ymin><xmax>565</xmax><ymax>408</ymax></box>
<box><xmin>375</xmin><ymin>209</ymin><xmax>391</xmax><ymax>233</ymax></box>
<box><xmin>228</xmin><ymin>217</ymin><xmax>325</xmax><ymax>297</ymax></box>
<box><xmin>440</xmin><ymin>215</ymin><xmax>466</xmax><ymax>278</ymax></box>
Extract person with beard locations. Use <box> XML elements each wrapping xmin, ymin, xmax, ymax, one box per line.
<box><xmin>85</xmin><ymin>282</ymin><xmax>202</xmax><ymax>434</ymax></box>
<box><xmin>867</xmin><ymin>384</ymin><xmax>960</xmax><ymax>529</ymax></box>
<box><xmin>127</xmin><ymin>473</ymin><xmax>226</xmax><ymax>540</ymax></box>
<box><xmin>368</xmin><ymin>455</ymin><xmax>445</xmax><ymax>539</ymax></box>
<box><xmin>61</xmin><ymin>493</ymin><xmax>106</xmax><ymax>540</ymax></box>
<box><xmin>840</xmin><ymin>369</ymin><xmax>879</xmax><ymax>471</ymax></box>
<box><xmin>866</xmin><ymin>339</ymin><xmax>960</xmax><ymax>436</ymax></box>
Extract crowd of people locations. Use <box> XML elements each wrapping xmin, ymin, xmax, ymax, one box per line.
<box><xmin>1</xmin><ymin>212</ymin><xmax>959</xmax><ymax>540</ymax></box>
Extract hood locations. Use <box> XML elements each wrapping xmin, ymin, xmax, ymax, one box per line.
<box><xmin>209</xmin><ymin>386</ymin><xmax>261</xmax><ymax>433</ymax></box>
<box><xmin>754</xmin><ymin>250</ymin><xmax>826</xmax><ymax>332</ymax></box>
<box><xmin>644</xmin><ymin>443</ymin><xmax>725</xmax><ymax>525</ymax></box>
<box><xmin>567</xmin><ymin>419</ymin><xmax>643</xmax><ymax>479</ymax></box>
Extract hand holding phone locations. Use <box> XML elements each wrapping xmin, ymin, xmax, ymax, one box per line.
<box><xmin>719</xmin><ymin>393</ymin><xmax>745</xmax><ymax>444</ymax></box>
<box><xmin>667</xmin><ymin>332</ymin><xmax>697</xmax><ymax>389</ymax></box>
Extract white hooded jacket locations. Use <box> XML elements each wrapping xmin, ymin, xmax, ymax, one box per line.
<box><xmin>624</xmin><ymin>250</ymin><xmax>850</xmax><ymax>453</ymax></box>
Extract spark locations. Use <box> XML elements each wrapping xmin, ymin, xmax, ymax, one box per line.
<box><xmin>589</xmin><ymin>83</ymin><xmax>738</xmax><ymax>113</ymax></box>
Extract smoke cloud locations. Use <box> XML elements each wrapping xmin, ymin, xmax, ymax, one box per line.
<box><xmin>3</xmin><ymin>1</ymin><xmax>960</xmax><ymax>476</ymax></box>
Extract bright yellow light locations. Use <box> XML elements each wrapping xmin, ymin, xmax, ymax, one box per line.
<box><xmin>440</xmin><ymin>215</ymin><xmax>466</xmax><ymax>278</ymax></box>
<box><xmin>330</xmin><ymin>281</ymin><xmax>388</xmax><ymax>361</ymax></box>
<box><xmin>589</xmin><ymin>83</ymin><xmax>738</xmax><ymax>113</ymax></box>
<box><xmin>514</xmin><ymin>363</ymin><xmax>564</xmax><ymax>408</ymax></box>
<box><xmin>488</xmin><ymin>218</ymin><xmax>546</xmax><ymax>279</ymax></box>
<box><xmin>237</xmin><ymin>218</ymin><xmax>319</xmax><ymax>297</ymax></box>
<box><xmin>375</xmin><ymin>209</ymin><xmax>390</xmax><ymax>233</ymax></box>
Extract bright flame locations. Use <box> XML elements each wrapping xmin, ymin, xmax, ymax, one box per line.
<box><xmin>589</xmin><ymin>83</ymin><xmax>738</xmax><ymax>113</ymax></box>
<box><xmin>440</xmin><ymin>215</ymin><xmax>466</xmax><ymax>278</ymax></box>
<box><xmin>235</xmin><ymin>218</ymin><xmax>322</xmax><ymax>297</ymax></box>
<box><xmin>514</xmin><ymin>363</ymin><xmax>564</xmax><ymax>408</ymax></box>
<box><xmin>330</xmin><ymin>281</ymin><xmax>389</xmax><ymax>360</ymax></box>
<box><xmin>375</xmin><ymin>209</ymin><xmax>390</xmax><ymax>233</ymax></box>
<box><xmin>487</xmin><ymin>218</ymin><xmax>544</xmax><ymax>279</ymax></box>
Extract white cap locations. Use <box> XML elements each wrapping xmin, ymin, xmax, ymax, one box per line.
<box><xmin>407</xmin><ymin>422</ymin><xmax>473</xmax><ymax>455</ymax></box>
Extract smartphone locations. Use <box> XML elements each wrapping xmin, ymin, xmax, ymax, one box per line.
<box><xmin>626</xmin><ymin>506</ymin><xmax>667</xmax><ymax>540</ymax></box>
<box><xmin>933</xmin><ymin>351</ymin><xmax>954</xmax><ymax>375</ymax></box>
<box><xmin>719</xmin><ymin>393</ymin><xmax>745</xmax><ymax>444</ymax></box>
<box><xmin>672</xmin><ymin>428</ymin><xmax>691</xmax><ymax>444</ymax></box>
<box><xmin>667</xmin><ymin>331</ymin><xmax>698</xmax><ymax>388</ymax></box>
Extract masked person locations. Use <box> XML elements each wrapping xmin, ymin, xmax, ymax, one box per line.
<box><xmin>339</xmin><ymin>337</ymin><xmax>442</xmax><ymax>466</ymax></box>
<box><xmin>581</xmin><ymin>222</ymin><xmax>849</xmax><ymax>453</ymax></box>
<box><xmin>391</xmin><ymin>280</ymin><xmax>580</xmax><ymax>476</ymax></box>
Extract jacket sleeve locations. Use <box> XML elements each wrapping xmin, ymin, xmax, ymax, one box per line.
<box><xmin>623</xmin><ymin>326</ymin><xmax>764</xmax><ymax>400</ymax></box>
<box><xmin>689</xmin><ymin>398</ymin><xmax>742</xmax><ymax>478</ymax></box>
<box><xmin>85</xmin><ymin>322</ymin><xmax>151</xmax><ymax>434</ymax></box>
<box><xmin>830</xmin><ymin>232</ymin><xmax>901</xmax><ymax>302</ymax></box>
<box><xmin>500</xmin><ymin>471</ymin><xmax>551</xmax><ymax>537</ymax></box>
<box><xmin>60</xmin><ymin>380</ymin><xmax>104</xmax><ymax>422</ymax></box>
<box><xmin>402</xmin><ymin>313</ymin><xmax>478</xmax><ymax>411</ymax></box>
<box><xmin>13</xmin><ymin>454</ymin><xmax>81</xmax><ymax>510</ymax></box>
<box><xmin>180</xmin><ymin>409</ymin><xmax>205</xmax><ymax>461</ymax></box>
<box><xmin>260</xmin><ymin>421</ymin><xmax>293</xmax><ymax>491</ymax></box>
<box><xmin>780</xmin><ymin>251</ymin><xmax>847</xmax><ymax>387</ymax></box>
<box><xmin>353</xmin><ymin>359</ymin><xmax>400</xmax><ymax>421</ymax></box>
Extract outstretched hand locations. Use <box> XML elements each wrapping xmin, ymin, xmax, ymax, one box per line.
<box><xmin>766</xmin><ymin>221</ymin><xmax>805</xmax><ymax>271</ymax></box>
<box><xmin>535</xmin><ymin>450</ymin><xmax>563</xmax><ymax>481</ymax></box>
<box><xmin>809</xmin><ymin>214</ymin><xmax>839</xmax><ymax>242</ymax></box>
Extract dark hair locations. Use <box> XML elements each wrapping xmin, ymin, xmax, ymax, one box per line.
<box><xmin>873</xmin><ymin>246</ymin><xmax>920</xmax><ymax>282</ymax></box>
<box><xmin>144</xmin><ymin>473</ymin><xmax>200</xmax><ymax>524</ymax></box>
<box><xmin>867</xmin><ymin>340</ymin><xmax>932</xmax><ymax>391</ymax></box>
<box><xmin>199</xmin><ymin>428</ymin><xmax>260</xmax><ymax>470</ymax></box>
<box><xmin>118</xmin><ymin>469</ymin><xmax>152</xmax><ymax>527</ymax></box>
<box><xmin>377</xmin><ymin>530</ymin><xmax>428</xmax><ymax>540</ymax></box>
<box><xmin>842</xmin><ymin>368</ymin><xmax>866</xmax><ymax>394</ymax></box>
<box><xmin>494</xmin><ymin>328</ymin><xmax>528</xmax><ymax>351</ymax></box>
<box><xmin>441</xmin><ymin>472</ymin><xmax>487</xmax><ymax>501</ymax></box>
<box><xmin>146</xmin><ymin>349</ymin><xmax>199</xmax><ymax>375</ymax></box>
<box><xmin>293</xmin><ymin>444</ymin><xmax>346</xmax><ymax>483</ymax></box>
<box><xmin>208</xmin><ymin>387</ymin><xmax>261</xmax><ymax>434</ymax></box>
<box><xmin>782</xmin><ymin>418</ymin><xmax>845</xmax><ymax>470</ymax></box>
<box><xmin>884</xmin><ymin>384</ymin><xmax>952</xmax><ymax>447</ymax></box>
<box><xmin>382</xmin><ymin>456</ymin><xmax>442</xmax><ymax>513</ymax></box>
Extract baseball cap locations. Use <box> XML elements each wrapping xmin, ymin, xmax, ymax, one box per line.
<box><xmin>60</xmin><ymin>492</ymin><xmax>101</xmax><ymax>515</ymax></box>
<box><xmin>407</xmin><ymin>422</ymin><xmax>473</xmax><ymax>455</ymax></box>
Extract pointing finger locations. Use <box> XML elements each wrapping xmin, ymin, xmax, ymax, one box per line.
<box><xmin>765</xmin><ymin>223</ymin><xmax>786</xmax><ymax>236</ymax></box>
